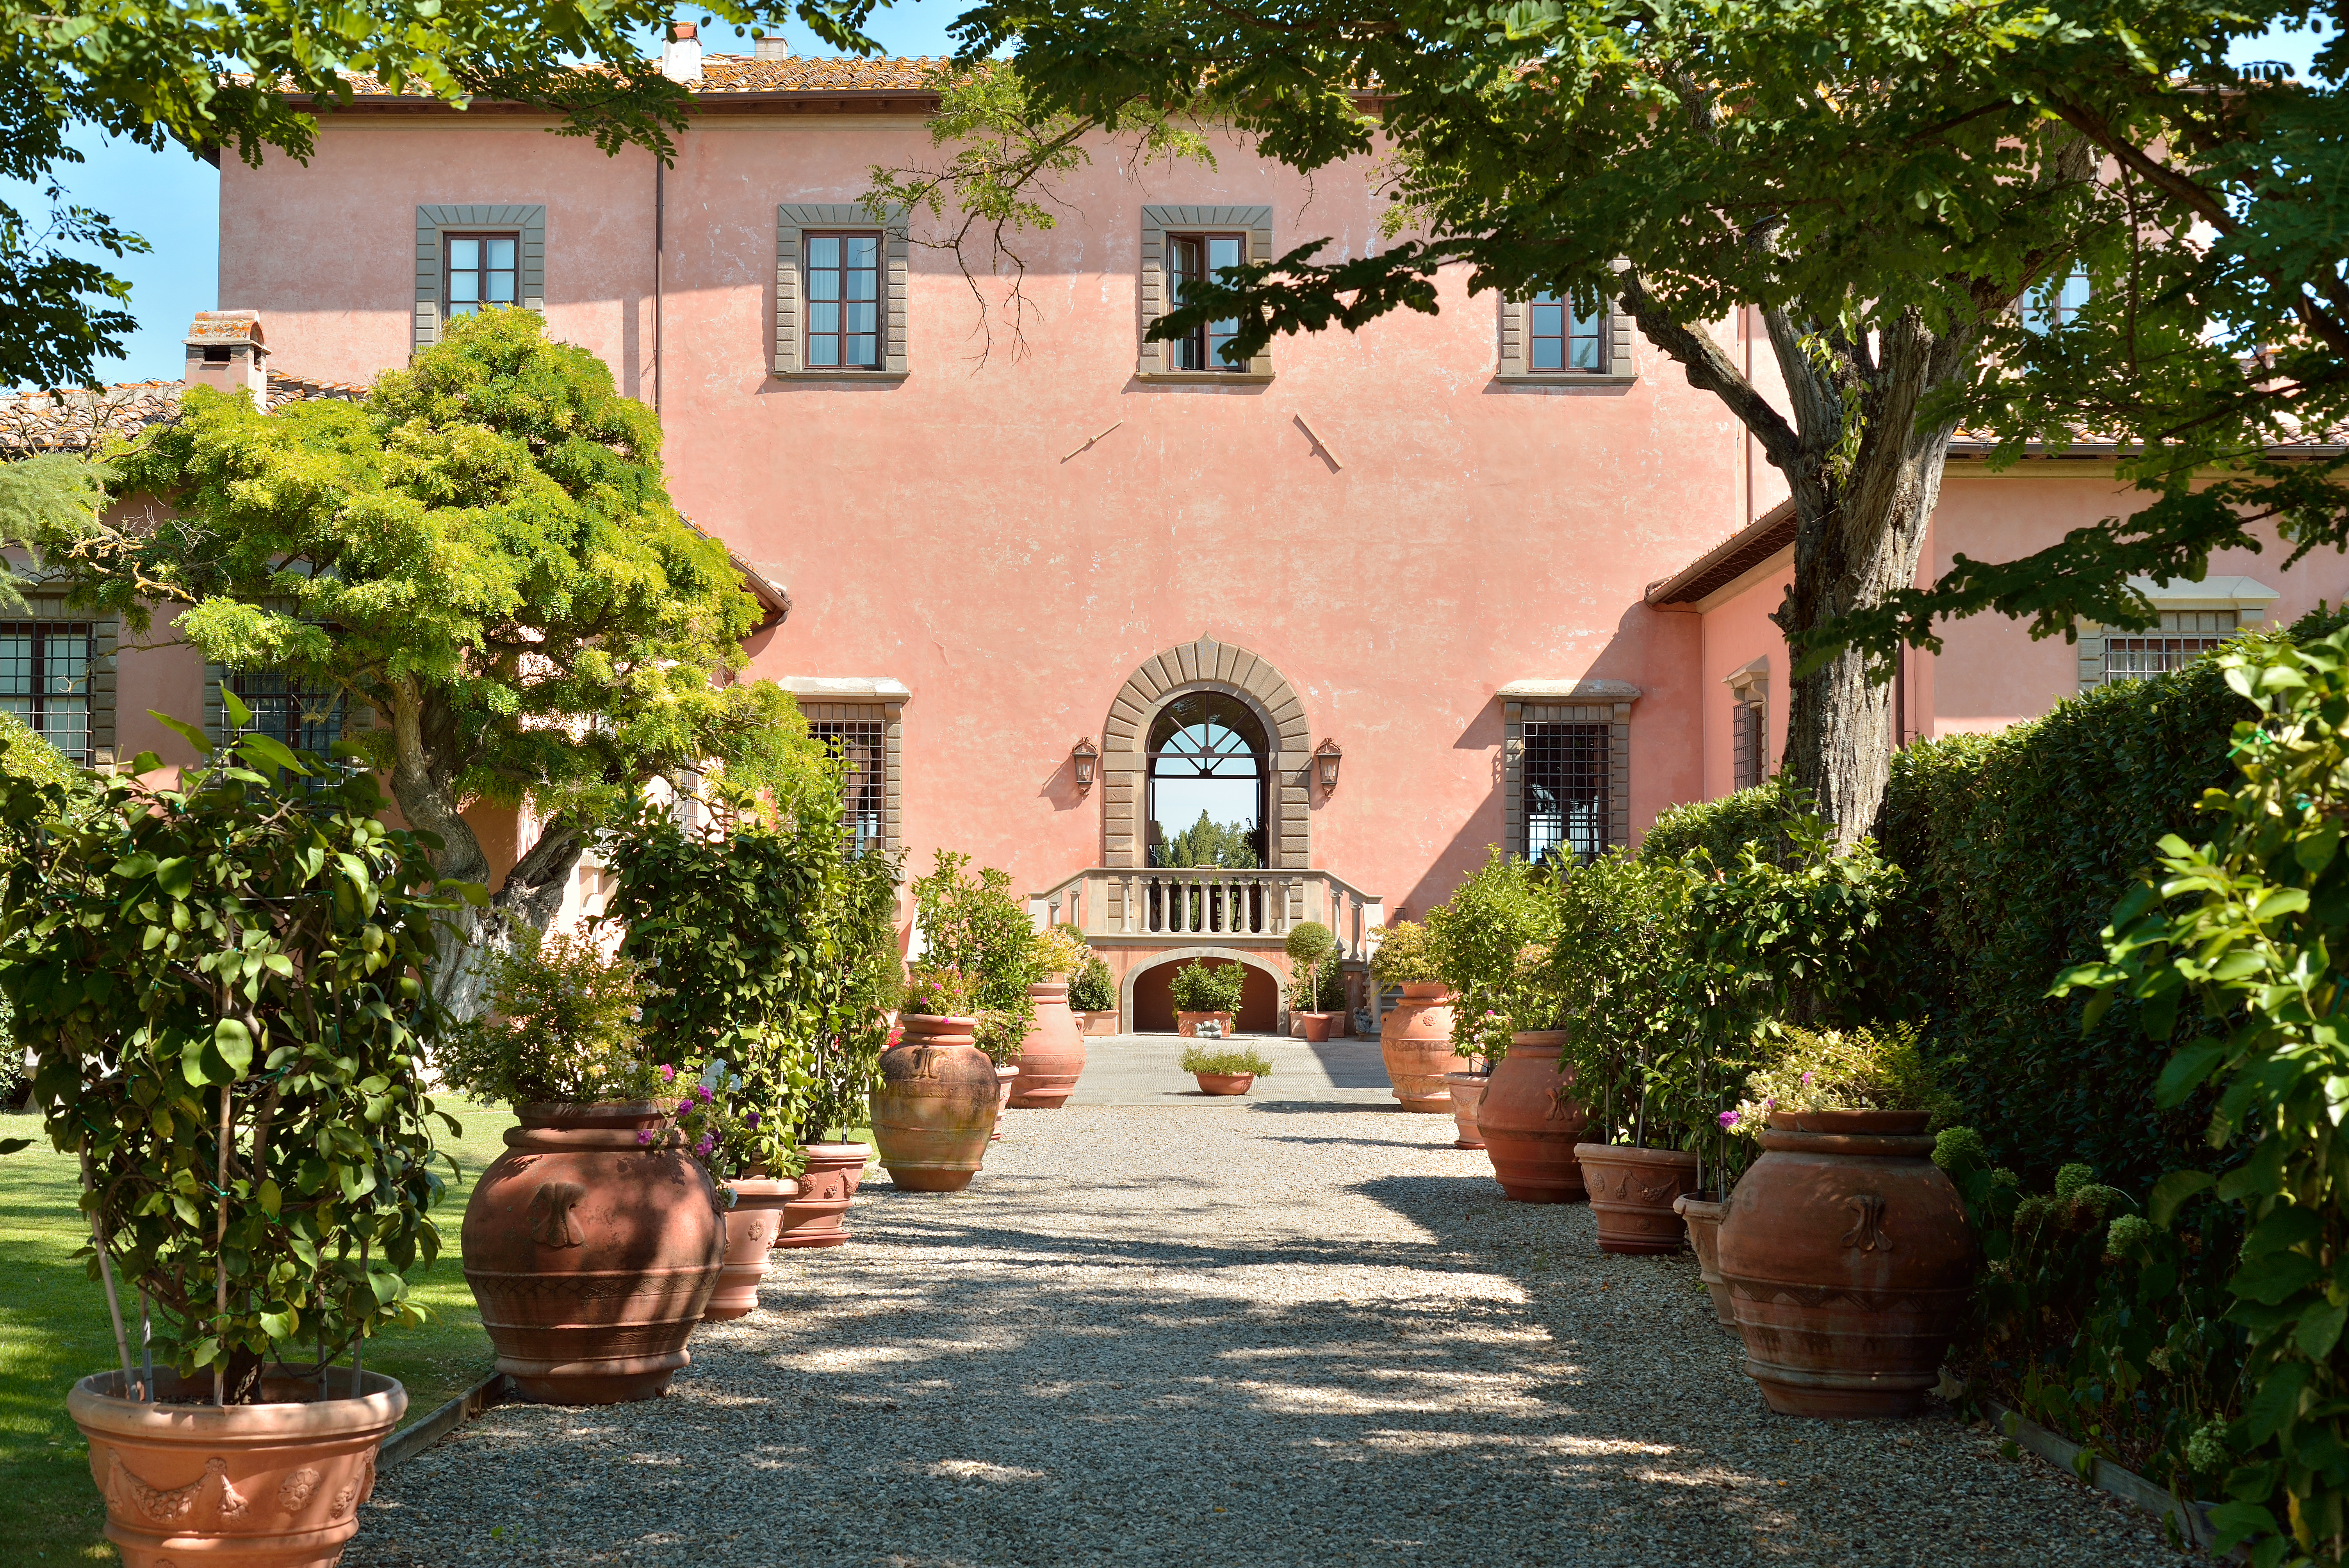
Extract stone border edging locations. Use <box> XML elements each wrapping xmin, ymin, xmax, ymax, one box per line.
<box><xmin>1985</xmin><ymin>1400</ymin><xmax>2239</xmax><ymax>1560</ymax></box>
<box><xmin>378</xmin><ymin>1371</ymin><xmax>510</xmax><ymax>1474</ymax></box>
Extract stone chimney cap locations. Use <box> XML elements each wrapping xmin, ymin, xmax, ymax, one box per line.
<box><xmin>670</xmin><ymin>19</ymin><xmax>697</xmax><ymax>37</ymax></box>
<box><xmin>185</xmin><ymin>311</ymin><xmax>266</xmax><ymax>352</ymax></box>
<box><xmin>753</xmin><ymin>33</ymin><xmax>790</xmax><ymax>59</ymax></box>
<box><xmin>661</xmin><ymin>21</ymin><xmax>703</xmax><ymax>81</ymax></box>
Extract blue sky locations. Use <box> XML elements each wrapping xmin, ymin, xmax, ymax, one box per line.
<box><xmin>7</xmin><ymin>8</ymin><xmax>2331</xmax><ymax>387</ymax></box>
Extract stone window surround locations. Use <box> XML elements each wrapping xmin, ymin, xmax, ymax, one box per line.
<box><xmin>782</xmin><ymin>676</ymin><xmax>908</xmax><ymax>852</ymax></box>
<box><xmin>1725</xmin><ymin>656</ymin><xmax>1769</xmax><ymax>791</ymax></box>
<box><xmin>1499</xmin><ymin>679</ymin><xmax>1638</xmax><ymax>860</ymax></box>
<box><xmin>2075</xmin><ymin>575</ymin><xmax>2279</xmax><ymax>693</ymax></box>
<box><xmin>1100</xmin><ymin>635</ymin><xmax>1310</xmax><ymax>873</ymax></box>
<box><xmin>1136</xmin><ymin>207</ymin><xmax>1275</xmax><ymax>383</ymax></box>
<box><xmin>1496</xmin><ymin>264</ymin><xmax>1638</xmax><ymax>383</ymax></box>
<box><xmin>7</xmin><ymin>597</ymin><xmax>117</xmax><ymax>766</ymax></box>
<box><xmin>413</xmin><ymin>205</ymin><xmax>546</xmax><ymax>353</ymax></box>
<box><xmin>773</xmin><ymin>205</ymin><xmax>911</xmax><ymax>380</ymax></box>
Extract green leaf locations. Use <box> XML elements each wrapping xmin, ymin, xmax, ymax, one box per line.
<box><xmin>257</xmin><ymin>1178</ymin><xmax>282</xmax><ymax>1218</ymax></box>
<box><xmin>147</xmin><ymin>711</ymin><xmax>213</xmax><ymax>757</ymax></box>
<box><xmin>2228</xmin><ymin>1251</ymin><xmax>2322</xmax><ymax>1304</ymax></box>
<box><xmin>233</xmin><ymin>732</ymin><xmax>310</xmax><ymax>777</ymax></box>
<box><xmin>153</xmin><ymin>857</ymin><xmax>196</xmax><ymax>900</ymax></box>
<box><xmin>2149</xmin><ymin>1170</ymin><xmax>2215</xmax><ymax>1226</ymax></box>
<box><xmin>2293</xmin><ymin>1300</ymin><xmax>2347</xmax><ymax>1360</ymax></box>
<box><xmin>213</xmin><ymin>1018</ymin><xmax>254</xmax><ymax>1078</ymax></box>
<box><xmin>2242</xmin><ymin>1361</ymin><xmax>2311</xmax><ymax>1443</ymax></box>
<box><xmin>221</xmin><ymin>684</ymin><xmax>251</xmax><ymax>731</ymax></box>
<box><xmin>0</xmin><ymin>1138</ymin><xmax>32</xmax><ymax>1156</ymax></box>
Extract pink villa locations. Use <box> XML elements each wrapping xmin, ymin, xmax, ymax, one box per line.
<box><xmin>5</xmin><ymin>38</ymin><xmax>2344</xmax><ymax>1032</ymax></box>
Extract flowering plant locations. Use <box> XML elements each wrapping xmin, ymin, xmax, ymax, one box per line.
<box><xmin>1722</xmin><ymin>1022</ymin><xmax>1959</xmax><ymax>1137</ymax></box>
<box><xmin>1029</xmin><ymin>922</ymin><xmax>1089</xmax><ymax>981</ymax></box>
<box><xmin>436</xmin><ymin>925</ymin><xmax>659</xmax><ymax>1107</ymax></box>
<box><xmin>636</xmin><ymin>1058</ymin><xmax>754</xmax><ymax>1179</ymax></box>
<box><xmin>903</xmin><ymin>962</ymin><xmax>977</xmax><ymax>1018</ymax></box>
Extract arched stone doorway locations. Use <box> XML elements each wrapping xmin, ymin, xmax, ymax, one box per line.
<box><xmin>1122</xmin><ymin>948</ymin><xmax>1284</xmax><ymax>1035</ymax></box>
<box><xmin>1102</xmin><ymin>635</ymin><xmax>1310</xmax><ymax>870</ymax></box>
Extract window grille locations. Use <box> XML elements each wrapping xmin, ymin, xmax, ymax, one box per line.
<box><xmin>805</xmin><ymin>232</ymin><xmax>882</xmax><ymax>369</ymax></box>
<box><xmin>2099</xmin><ymin>610</ymin><xmax>2239</xmax><ymax>684</ymax></box>
<box><xmin>1529</xmin><ymin>290</ymin><xmax>1605</xmax><ymax>371</ymax></box>
<box><xmin>1732</xmin><ymin>698</ymin><xmax>1768</xmax><ymax>791</ymax></box>
<box><xmin>1164</xmin><ymin>234</ymin><xmax>1247</xmax><ymax>370</ymax></box>
<box><xmin>0</xmin><ymin>622</ymin><xmax>94</xmax><ymax>763</ymax></box>
<box><xmin>810</xmin><ymin>715</ymin><xmax>886</xmax><ymax>852</ymax></box>
<box><xmin>1523</xmin><ymin>721</ymin><xmax>1610</xmax><ymax>866</ymax></box>
<box><xmin>229</xmin><ymin>670</ymin><xmax>348</xmax><ymax>756</ymax></box>
<box><xmin>2022</xmin><ymin>270</ymin><xmax>2091</xmax><ymax>333</ymax></box>
<box><xmin>445</xmin><ymin>234</ymin><xmax>518</xmax><ymax>318</ymax></box>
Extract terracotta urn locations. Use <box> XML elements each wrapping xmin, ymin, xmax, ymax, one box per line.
<box><xmin>1675</xmin><ymin>1193</ymin><xmax>1736</xmax><ymax>1326</ymax></box>
<box><xmin>992</xmin><ymin>1063</ymin><xmax>1018</xmax><ymax>1140</ymax></box>
<box><xmin>1195</xmin><ymin>1072</ymin><xmax>1255</xmax><ymax>1095</ymax></box>
<box><xmin>1010</xmin><ymin>980</ymin><xmax>1086</xmax><ymax>1108</ymax></box>
<box><xmin>1715</xmin><ymin>1110</ymin><xmax>1973</xmax><ymax>1417</ymax></box>
<box><xmin>1576</xmin><ymin>1143</ymin><xmax>1701</xmax><ymax>1254</ymax></box>
<box><xmin>462</xmin><ymin>1100</ymin><xmax>725</xmax><ymax>1404</ymax></box>
<box><xmin>704</xmin><ymin>1175</ymin><xmax>801</xmax><ymax>1322</ymax></box>
<box><xmin>1476</xmin><ymin>1034</ymin><xmax>1589</xmax><ymax>1202</ymax></box>
<box><xmin>1177</xmin><ymin>1010</ymin><xmax>1237</xmax><ymax>1038</ymax></box>
<box><xmin>1442</xmin><ymin>1069</ymin><xmax>1490</xmax><ymax>1149</ymax></box>
<box><xmin>1379</xmin><ymin>983</ymin><xmax>1459</xmax><ymax>1112</ymax></box>
<box><xmin>870</xmin><ymin>1015</ymin><xmax>1000</xmax><ymax>1192</ymax></box>
<box><xmin>1297</xmin><ymin>1011</ymin><xmax>1336</xmax><ymax>1043</ymax></box>
<box><xmin>778</xmin><ymin>1143</ymin><xmax>869</xmax><ymax>1249</ymax></box>
<box><xmin>69</xmin><ymin>1366</ymin><xmax>405</xmax><ymax>1568</ymax></box>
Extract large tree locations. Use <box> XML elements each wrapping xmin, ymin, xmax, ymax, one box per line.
<box><xmin>78</xmin><ymin>308</ymin><xmax>829</xmax><ymax>1017</ymax></box>
<box><xmin>855</xmin><ymin>0</ymin><xmax>2345</xmax><ymax>839</ymax></box>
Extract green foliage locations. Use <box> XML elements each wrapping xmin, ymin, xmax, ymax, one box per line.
<box><xmin>0</xmin><ymin>456</ymin><xmax>108</xmax><ymax>613</ymax></box>
<box><xmin>1284</xmin><ymin>919</ymin><xmax>1337</xmax><ymax>1010</ymax></box>
<box><xmin>1547</xmin><ymin>852</ymin><xmax>1694</xmax><ymax>1148</ymax></box>
<box><xmin>434</xmin><ymin>926</ymin><xmax>654</xmax><ymax>1108</ymax></box>
<box><xmin>0</xmin><ymin>719</ymin><xmax>472</xmax><ymax>1398</ymax></box>
<box><xmin>1169</xmin><ymin>958</ymin><xmax>1247</xmax><ymax>1016</ymax></box>
<box><xmin>1030</xmin><ymin>921</ymin><xmax>1089</xmax><ymax>980</ymax></box>
<box><xmin>1639</xmin><ymin>776</ymin><xmax>1809</xmax><ymax>870</ymax></box>
<box><xmin>909</xmin><ymin>851</ymin><xmax>1036</xmax><ymax>1065</ymax></box>
<box><xmin>0</xmin><ymin>710</ymin><xmax>75</xmax><ymax>796</ymax></box>
<box><xmin>1155</xmin><ymin>811</ymin><xmax>1261</xmax><ymax>869</ymax></box>
<box><xmin>903</xmin><ymin>963</ymin><xmax>977</xmax><ymax>1020</ymax></box>
<box><xmin>1367</xmin><ymin>918</ymin><xmax>1440</xmax><ymax>988</ymax></box>
<box><xmin>1725</xmin><ymin>1023</ymin><xmax>1960</xmax><ymax>1135</ymax></box>
<box><xmin>2053</xmin><ymin>624</ymin><xmax>2349</xmax><ymax>1564</ymax></box>
<box><xmin>1179</xmin><ymin>1044</ymin><xmax>1271</xmax><ymax>1077</ymax></box>
<box><xmin>1067</xmin><ymin>953</ymin><xmax>1116</xmax><ymax>1014</ymax></box>
<box><xmin>1425</xmin><ymin>848</ymin><xmax>1561</xmax><ymax>1058</ymax></box>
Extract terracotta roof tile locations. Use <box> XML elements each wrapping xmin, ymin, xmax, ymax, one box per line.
<box><xmin>0</xmin><ymin>372</ymin><xmax>363</xmax><ymax>454</ymax></box>
<box><xmin>300</xmin><ymin>56</ymin><xmax>946</xmax><ymax>102</ymax></box>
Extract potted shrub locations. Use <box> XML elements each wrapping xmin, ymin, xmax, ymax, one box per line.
<box><xmin>1555</xmin><ymin>854</ymin><xmax>1704</xmax><ymax>1254</ymax></box>
<box><xmin>1370</xmin><ymin>919</ymin><xmax>1459</xmax><ymax>1119</ymax></box>
<box><xmin>0</xmin><ymin>719</ymin><xmax>458</xmax><ymax>1566</ymax></box>
<box><xmin>1714</xmin><ymin>1023</ymin><xmax>1970</xmax><ymax>1417</ymax></box>
<box><xmin>870</xmin><ymin>964</ymin><xmax>1000</xmax><ymax>1191</ymax></box>
<box><xmin>684</xmin><ymin>1061</ymin><xmax>800</xmax><ymax>1324</ymax></box>
<box><xmin>1068</xmin><ymin>951</ymin><xmax>1119</xmax><ymax>1035</ymax></box>
<box><xmin>440</xmin><ymin>928</ymin><xmax>727</xmax><ymax>1402</ymax></box>
<box><xmin>1182</xmin><ymin>1043</ymin><xmax>1272</xmax><ymax>1096</ymax></box>
<box><xmin>1171</xmin><ymin>957</ymin><xmax>1247</xmax><ymax>1036</ymax></box>
<box><xmin>909</xmin><ymin>851</ymin><xmax>1035</xmax><ymax>1133</ymax></box>
<box><xmin>1285</xmin><ymin>921</ymin><xmax>1342</xmax><ymax>1042</ymax></box>
<box><xmin>1428</xmin><ymin>852</ymin><xmax>1586</xmax><ymax>1200</ymax></box>
<box><xmin>1010</xmin><ymin>923</ymin><xmax>1089</xmax><ymax>1109</ymax></box>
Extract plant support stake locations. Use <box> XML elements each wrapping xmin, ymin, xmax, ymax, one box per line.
<box><xmin>216</xmin><ymin>1082</ymin><xmax>231</xmax><ymax>1407</ymax></box>
<box><xmin>79</xmin><ymin>1151</ymin><xmax>136</xmax><ymax>1395</ymax></box>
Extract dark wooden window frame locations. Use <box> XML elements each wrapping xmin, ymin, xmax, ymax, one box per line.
<box><xmin>0</xmin><ymin>620</ymin><xmax>95</xmax><ymax>764</ymax></box>
<box><xmin>1162</xmin><ymin>232</ymin><xmax>1250</xmax><ymax>372</ymax></box>
<box><xmin>443</xmin><ymin>231</ymin><xmax>520</xmax><ymax>320</ymax></box>
<box><xmin>1529</xmin><ymin>290</ymin><xmax>1607</xmax><ymax>372</ymax></box>
<box><xmin>803</xmin><ymin>230</ymin><xmax>885</xmax><ymax>371</ymax></box>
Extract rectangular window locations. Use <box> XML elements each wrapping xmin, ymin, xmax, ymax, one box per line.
<box><xmin>805</xmin><ymin>232</ymin><xmax>882</xmax><ymax>370</ymax></box>
<box><xmin>0</xmin><ymin>622</ymin><xmax>94</xmax><ymax>764</ymax></box>
<box><xmin>809</xmin><ymin>714</ymin><xmax>886</xmax><ymax>852</ymax></box>
<box><xmin>229</xmin><ymin>670</ymin><xmax>348</xmax><ymax>756</ymax></box>
<box><xmin>1164</xmin><ymin>234</ymin><xmax>1246</xmax><ymax>371</ymax></box>
<box><xmin>1732</xmin><ymin>698</ymin><xmax>1768</xmax><ymax>791</ymax></box>
<box><xmin>445</xmin><ymin>234</ymin><xmax>519</xmax><ymax>319</ymax></box>
<box><xmin>2022</xmin><ymin>270</ymin><xmax>2090</xmax><ymax>333</ymax></box>
<box><xmin>1529</xmin><ymin>290</ymin><xmax>1606</xmax><ymax>371</ymax></box>
<box><xmin>2099</xmin><ymin>610</ymin><xmax>2239</xmax><ymax>684</ymax></box>
<box><xmin>1523</xmin><ymin>722</ymin><xmax>1610</xmax><ymax>867</ymax></box>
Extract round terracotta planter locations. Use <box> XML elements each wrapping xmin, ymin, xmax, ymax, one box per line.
<box><xmin>870</xmin><ymin>1015</ymin><xmax>999</xmax><ymax>1192</ymax></box>
<box><xmin>1379</xmin><ymin>983</ymin><xmax>1459</xmax><ymax>1112</ymax></box>
<box><xmin>778</xmin><ymin>1143</ymin><xmax>869</xmax><ymax>1249</ymax></box>
<box><xmin>1195</xmin><ymin>1072</ymin><xmax>1255</xmax><ymax>1095</ymax></box>
<box><xmin>70</xmin><ymin>1365</ymin><xmax>406</xmax><ymax>1568</ymax></box>
<box><xmin>1675</xmin><ymin>1194</ymin><xmax>1736</xmax><ymax>1326</ymax></box>
<box><xmin>1716</xmin><ymin>1110</ymin><xmax>1973</xmax><ymax>1418</ymax></box>
<box><xmin>1576</xmin><ymin>1143</ymin><xmax>1701</xmax><ymax>1254</ymax></box>
<box><xmin>1177</xmin><ymin>1010</ymin><xmax>1237</xmax><ymax>1038</ymax></box>
<box><xmin>704</xmin><ymin>1176</ymin><xmax>801</xmax><ymax>1322</ymax></box>
<box><xmin>1476</xmin><ymin>1035</ymin><xmax>1589</xmax><ymax>1202</ymax></box>
<box><xmin>462</xmin><ymin>1100</ymin><xmax>725</xmax><ymax>1405</ymax></box>
<box><xmin>992</xmin><ymin>1063</ymin><xmax>1018</xmax><ymax>1140</ymax></box>
<box><xmin>1442</xmin><ymin>1069</ymin><xmax>1490</xmax><ymax>1149</ymax></box>
<box><xmin>1010</xmin><ymin>980</ymin><xmax>1087</xmax><ymax>1108</ymax></box>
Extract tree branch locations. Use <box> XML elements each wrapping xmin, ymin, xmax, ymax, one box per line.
<box><xmin>1618</xmin><ymin>269</ymin><xmax>1802</xmax><ymax>469</ymax></box>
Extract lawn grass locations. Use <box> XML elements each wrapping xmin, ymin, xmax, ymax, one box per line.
<box><xmin>0</xmin><ymin>1098</ymin><xmax>514</xmax><ymax>1565</ymax></box>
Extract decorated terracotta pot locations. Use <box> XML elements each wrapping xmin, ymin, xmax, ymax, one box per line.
<box><xmin>704</xmin><ymin>1176</ymin><xmax>801</xmax><ymax>1322</ymax></box>
<box><xmin>992</xmin><ymin>1063</ymin><xmax>1017</xmax><ymax>1140</ymax></box>
<box><xmin>1716</xmin><ymin>1110</ymin><xmax>1973</xmax><ymax>1417</ymax></box>
<box><xmin>462</xmin><ymin>1100</ymin><xmax>725</xmax><ymax>1404</ymax></box>
<box><xmin>1476</xmin><ymin>1034</ymin><xmax>1589</xmax><ymax>1202</ymax></box>
<box><xmin>1675</xmin><ymin>1194</ymin><xmax>1736</xmax><ymax>1326</ymax></box>
<box><xmin>1576</xmin><ymin>1144</ymin><xmax>1701</xmax><ymax>1254</ymax></box>
<box><xmin>69</xmin><ymin>1366</ymin><xmax>405</xmax><ymax>1568</ymax></box>
<box><xmin>870</xmin><ymin>1015</ymin><xmax>999</xmax><ymax>1192</ymax></box>
<box><xmin>1194</xmin><ymin>1072</ymin><xmax>1255</xmax><ymax>1096</ymax></box>
<box><xmin>1009</xmin><ymin>980</ymin><xmax>1088</xmax><ymax>1108</ymax></box>
<box><xmin>1442</xmin><ymin>1068</ymin><xmax>1490</xmax><ymax>1149</ymax></box>
<box><xmin>1078</xmin><ymin>1010</ymin><xmax>1121</xmax><ymax>1037</ymax></box>
<box><xmin>777</xmin><ymin>1143</ymin><xmax>869</xmax><ymax>1249</ymax></box>
<box><xmin>1379</xmin><ymin>983</ymin><xmax>1459</xmax><ymax>1112</ymax></box>
<box><xmin>1177</xmin><ymin>1010</ymin><xmax>1237</xmax><ymax>1038</ymax></box>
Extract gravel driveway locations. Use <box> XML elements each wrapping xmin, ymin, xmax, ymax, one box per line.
<box><xmin>349</xmin><ymin>1103</ymin><xmax>2190</xmax><ymax>1566</ymax></box>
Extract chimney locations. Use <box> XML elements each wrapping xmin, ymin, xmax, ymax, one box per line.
<box><xmin>661</xmin><ymin>20</ymin><xmax>702</xmax><ymax>83</ymax></box>
<box><xmin>752</xmin><ymin>32</ymin><xmax>790</xmax><ymax>61</ymax></box>
<box><xmin>183</xmin><ymin>311</ymin><xmax>268</xmax><ymax>409</ymax></box>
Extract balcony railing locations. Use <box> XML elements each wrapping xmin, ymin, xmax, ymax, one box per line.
<box><xmin>1028</xmin><ymin>866</ymin><xmax>1385</xmax><ymax>959</ymax></box>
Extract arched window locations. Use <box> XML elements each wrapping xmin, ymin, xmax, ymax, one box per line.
<box><xmin>1146</xmin><ymin>692</ymin><xmax>1268</xmax><ymax>867</ymax></box>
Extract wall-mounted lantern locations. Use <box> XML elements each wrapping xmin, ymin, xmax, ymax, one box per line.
<box><xmin>1314</xmin><ymin>738</ymin><xmax>1344</xmax><ymax>795</ymax></box>
<box><xmin>1072</xmin><ymin>736</ymin><xmax>1099</xmax><ymax>794</ymax></box>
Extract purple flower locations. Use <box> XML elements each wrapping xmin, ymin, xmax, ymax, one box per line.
<box><xmin>636</xmin><ymin>1128</ymin><xmax>654</xmax><ymax>1146</ymax></box>
<box><xmin>1718</xmin><ymin>1111</ymin><xmax>1738</xmax><ymax>1129</ymax></box>
<box><xmin>743</xmin><ymin>1112</ymin><xmax>759</xmax><ymax>1128</ymax></box>
<box><xmin>693</xmin><ymin>1134</ymin><xmax>714</xmax><ymax>1158</ymax></box>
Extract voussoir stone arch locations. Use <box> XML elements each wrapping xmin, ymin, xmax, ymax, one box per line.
<box><xmin>1101</xmin><ymin>633</ymin><xmax>1310</xmax><ymax>871</ymax></box>
<box><xmin>1118</xmin><ymin>945</ymin><xmax>1289</xmax><ymax>1036</ymax></box>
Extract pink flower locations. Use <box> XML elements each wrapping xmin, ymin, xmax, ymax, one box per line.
<box><xmin>1718</xmin><ymin>1111</ymin><xmax>1739</xmax><ymax>1129</ymax></box>
<box><xmin>636</xmin><ymin>1128</ymin><xmax>654</xmax><ymax>1146</ymax></box>
<box><xmin>1801</xmin><ymin>1071</ymin><xmax>1814</xmax><ymax>1085</ymax></box>
<box><xmin>657</xmin><ymin>1064</ymin><xmax>676</xmax><ymax>1083</ymax></box>
<box><xmin>693</xmin><ymin>1134</ymin><xmax>714</xmax><ymax>1158</ymax></box>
